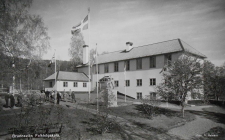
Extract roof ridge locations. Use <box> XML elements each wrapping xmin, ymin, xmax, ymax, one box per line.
<box><xmin>99</xmin><ymin>49</ymin><xmax>125</xmax><ymax>56</ymax></box>
<box><xmin>132</xmin><ymin>38</ymin><xmax>180</xmax><ymax>49</ymax></box>
<box><xmin>58</xmin><ymin>71</ymin><xmax>84</xmax><ymax>74</ymax></box>
<box><xmin>98</xmin><ymin>38</ymin><xmax>179</xmax><ymax>56</ymax></box>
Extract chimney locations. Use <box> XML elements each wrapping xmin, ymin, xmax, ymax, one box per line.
<box><xmin>126</xmin><ymin>42</ymin><xmax>133</xmax><ymax>51</ymax></box>
<box><xmin>83</xmin><ymin>45</ymin><xmax>89</xmax><ymax>64</ymax></box>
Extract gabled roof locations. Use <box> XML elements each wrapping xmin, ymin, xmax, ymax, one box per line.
<box><xmin>179</xmin><ymin>40</ymin><xmax>206</xmax><ymax>58</ymax></box>
<box><xmin>44</xmin><ymin>71</ymin><xmax>89</xmax><ymax>82</ymax></box>
<box><xmin>78</xmin><ymin>39</ymin><xmax>206</xmax><ymax>67</ymax></box>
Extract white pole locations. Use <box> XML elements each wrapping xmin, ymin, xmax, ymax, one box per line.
<box><xmin>54</xmin><ymin>49</ymin><xmax>57</xmax><ymax>104</ymax></box>
<box><xmin>88</xmin><ymin>8</ymin><xmax>91</xmax><ymax>103</ymax></box>
<box><xmin>96</xmin><ymin>44</ymin><xmax>99</xmax><ymax>112</ymax></box>
<box><xmin>55</xmin><ymin>49</ymin><xmax>57</xmax><ymax>91</ymax></box>
<box><xmin>124</xmin><ymin>64</ymin><xmax>126</xmax><ymax>102</ymax></box>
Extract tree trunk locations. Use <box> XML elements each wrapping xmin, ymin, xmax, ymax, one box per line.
<box><xmin>181</xmin><ymin>102</ymin><xmax>185</xmax><ymax>118</ymax></box>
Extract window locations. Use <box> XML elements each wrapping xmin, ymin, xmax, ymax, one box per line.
<box><xmin>150</xmin><ymin>78</ymin><xmax>156</xmax><ymax>86</ymax></box>
<box><xmin>150</xmin><ymin>56</ymin><xmax>156</xmax><ymax>68</ymax></box>
<box><xmin>104</xmin><ymin>64</ymin><xmax>108</xmax><ymax>73</ymax></box>
<box><xmin>49</xmin><ymin>82</ymin><xmax>53</xmax><ymax>87</ymax></box>
<box><xmin>150</xmin><ymin>92</ymin><xmax>156</xmax><ymax>100</ymax></box>
<box><xmin>74</xmin><ymin>82</ymin><xmax>78</xmax><ymax>87</ymax></box>
<box><xmin>63</xmin><ymin>82</ymin><xmax>68</xmax><ymax>87</ymax></box>
<box><xmin>114</xmin><ymin>81</ymin><xmax>119</xmax><ymax>87</ymax></box>
<box><xmin>125</xmin><ymin>60</ymin><xmax>130</xmax><ymax>71</ymax></box>
<box><xmin>137</xmin><ymin>79</ymin><xmax>142</xmax><ymax>86</ymax></box>
<box><xmin>125</xmin><ymin>80</ymin><xmax>130</xmax><ymax>87</ymax></box>
<box><xmin>136</xmin><ymin>58</ymin><xmax>142</xmax><ymax>69</ymax></box>
<box><xmin>114</xmin><ymin>62</ymin><xmax>119</xmax><ymax>72</ymax></box>
<box><xmin>83</xmin><ymin>82</ymin><xmax>87</xmax><ymax>87</ymax></box>
<box><xmin>137</xmin><ymin>92</ymin><xmax>142</xmax><ymax>99</ymax></box>
<box><xmin>165</xmin><ymin>54</ymin><xmax>172</xmax><ymax>65</ymax></box>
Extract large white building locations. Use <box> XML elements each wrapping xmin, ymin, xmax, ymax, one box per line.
<box><xmin>44</xmin><ymin>71</ymin><xmax>90</xmax><ymax>92</ymax></box>
<box><xmin>77</xmin><ymin>39</ymin><xmax>206</xmax><ymax>99</ymax></box>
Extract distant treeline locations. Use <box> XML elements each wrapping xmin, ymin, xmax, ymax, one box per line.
<box><xmin>0</xmin><ymin>54</ymin><xmax>76</xmax><ymax>90</ymax></box>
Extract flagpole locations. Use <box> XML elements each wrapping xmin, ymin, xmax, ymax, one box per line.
<box><xmin>88</xmin><ymin>8</ymin><xmax>91</xmax><ymax>103</ymax></box>
<box><xmin>124</xmin><ymin>64</ymin><xmax>127</xmax><ymax>102</ymax></box>
<box><xmin>55</xmin><ymin>49</ymin><xmax>57</xmax><ymax>89</ymax></box>
<box><xmin>96</xmin><ymin>43</ymin><xmax>99</xmax><ymax>112</ymax></box>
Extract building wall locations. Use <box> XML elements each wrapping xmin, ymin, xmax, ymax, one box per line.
<box><xmin>78</xmin><ymin>52</ymin><xmax>184</xmax><ymax>99</ymax></box>
<box><xmin>92</xmin><ymin>68</ymin><xmax>163</xmax><ymax>98</ymax></box>
<box><xmin>45</xmin><ymin>80</ymin><xmax>90</xmax><ymax>92</ymax></box>
<box><xmin>44</xmin><ymin>80</ymin><xmax>55</xmax><ymax>91</ymax></box>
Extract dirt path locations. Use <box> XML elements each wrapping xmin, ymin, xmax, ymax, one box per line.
<box><xmin>168</xmin><ymin>106</ymin><xmax>225</xmax><ymax>140</ymax></box>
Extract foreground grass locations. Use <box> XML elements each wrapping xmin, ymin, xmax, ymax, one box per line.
<box><xmin>80</xmin><ymin>103</ymin><xmax>196</xmax><ymax>132</ymax></box>
<box><xmin>0</xmin><ymin>105</ymin><xmax>123</xmax><ymax>140</ymax></box>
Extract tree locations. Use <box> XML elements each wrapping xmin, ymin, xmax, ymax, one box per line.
<box><xmin>89</xmin><ymin>48</ymin><xmax>97</xmax><ymax>68</ymax></box>
<box><xmin>156</xmin><ymin>54</ymin><xmax>203</xmax><ymax>118</ymax></box>
<box><xmin>0</xmin><ymin>0</ymin><xmax>50</xmax><ymax>90</ymax></box>
<box><xmin>203</xmin><ymin>61</ymin><xmax>225</xmax><ymax>101</ymax></box>
<box><xmin>68</xmin><ymin>33</ymin><xmax>85</xmax><ymax>70</ymax></box>
<box><xmin>0</xmin><ymin>0</ymin><xmax>50</xmax><ymax>60</ymax></box>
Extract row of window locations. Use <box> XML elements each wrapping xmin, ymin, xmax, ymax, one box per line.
<box><xmin>136</xmin><ymin>92</ymin><xmax>156</xmax><ymax>99</ymax></box>
<box><xmin>63</xmin><ymin>82</ymin><xmax>87</xmax><ymax>87</ymax></box>
<box><xmin>103</xmin><ymin>54</ymin><xmax>172</xmax><ymax>73</ymax></box>
<box><xmin>114</xmin><ymin>78</ymin><xmax>156</xmax><ymax>87</ymax></box>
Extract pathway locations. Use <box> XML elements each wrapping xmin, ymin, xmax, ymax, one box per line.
<box><xmin>168</xmin><ymin>105</ymin><xmax>225</xmax><ymax>140</ymax></box>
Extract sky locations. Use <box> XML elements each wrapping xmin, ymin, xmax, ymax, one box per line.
<box><xmin>30</xmin><ymin>0</ymin><xmax>225</xmax><ymax>66</ymax></box>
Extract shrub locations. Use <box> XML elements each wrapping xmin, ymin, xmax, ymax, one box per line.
<box><xmin>85</xmin><ymin>112</ymin><xmax>121</xmax><ymax>135</ymax></box>
<box><xmin>209</xmin><ymin>100</ymin><xmax>225</xmax><ymax>108</ymax></box>
<box><xmin>140</xmin><ymin>99</ymin><xmax>161</xmax><ymax>119</ymax></box>
<box><xmin>187</xmin><ymin>100</ymin><xmax>205</xmax><ymax>105</ymax></box>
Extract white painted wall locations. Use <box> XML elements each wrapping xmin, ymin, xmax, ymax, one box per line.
<box><xmin>92</xmin><ymin>68</ymin><xmax>163</xmax><ymax>99</ymax></box>
<box><xmin>45</xmin><ymin>80</ymin><xmax>90</xmax><ymax>92</ymax></box>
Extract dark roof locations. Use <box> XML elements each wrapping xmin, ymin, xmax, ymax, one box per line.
<box><xmin>44</xmin><ymin>71</ymin><xmax>89</xmax><ymax>81</ymax></box>
<box><xmin>77</xmin><ymin>39</ymin><xmax>206</xmax><ymax>67</ymax></box>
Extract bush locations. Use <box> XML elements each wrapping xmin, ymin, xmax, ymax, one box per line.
<box><xmin>168</xmin><ymin>100</ymin><xmax>181</xmax><ymax>105</ymax></box>
<box><xmin>209</xmin><ymin>100</ymin><xmax>225</xmax><ymax>108</ymax></box>
<box><xmin>85</xmin><ymin>112</ymin><xmax>122</xmax><ymax>135</ymax></box>
<box><xmin>140</xmin><ymin>99</ymin><xmax>161</xmax><ymax>119</ymax></box>
<box><xmin>187</xmin><ymin>100</ymin><xmax>205</xmax><ymax>105</ymax></box>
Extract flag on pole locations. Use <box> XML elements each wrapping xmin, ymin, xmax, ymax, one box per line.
<box><xmin>71</xmin><ymin>15</ymin><xmax>88</xmax><ymax>35</ymax></box>
<box><xmin>48</xmin><ymin>53</ymin><xmax>55</xmax><ymax>67</ymax></box>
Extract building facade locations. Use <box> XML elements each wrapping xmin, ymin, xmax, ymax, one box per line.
<box><xmin>44</xmin><ymin>71</ymin><xmax>90</xmax><ymax>92</ymax></box>
<box><xmin>77</xmin><ymin>39</ymin><xmax>206</xmax><ymax>99</ymax></box>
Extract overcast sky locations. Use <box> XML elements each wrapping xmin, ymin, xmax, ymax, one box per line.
<box><xmin>30</xmin><ymin>0</ymin><xmax>225</xmax><ymax>66</ymax></box>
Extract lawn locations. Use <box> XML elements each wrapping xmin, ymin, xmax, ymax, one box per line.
<box><xmin>79</xmin><ymin>102</ymin><xmax>196</xmax><ymax>132</ymax></box>
<box><xmin>0</xmin><ymin>105</ymin><xmax>123</xmax><ymax>140</ymax></box>
<box><xmin>202</xmin><ymin>106</ymin><xmax>225</xmax><ymax>114</ymax></box>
